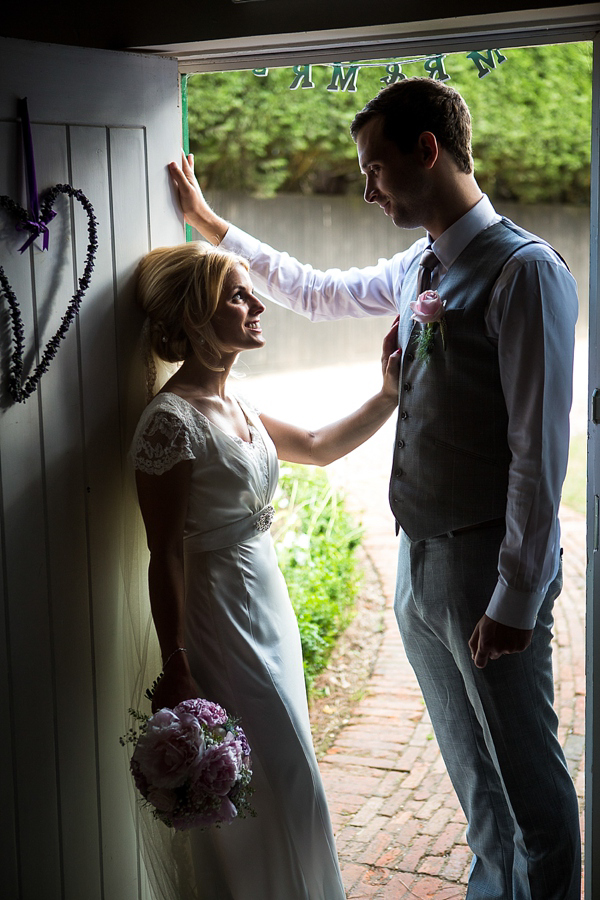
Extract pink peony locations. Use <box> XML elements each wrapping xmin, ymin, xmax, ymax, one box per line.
<box><xmin>175</xmin><ymin>698</ymin><xmax>228</xmax><ymax>728</ymax></box>
<box><xmin>132</xmin><ymin>708</ymin><xmax>204</xmax><ymax>789</ymax></box>
<box><xmin>192</xmin><ymin>737</ymin><xmax>242</xmax><ymax>796</ymax></box>
<box><xmin>409</xmin><ymin>290</ymin><xmax>445</xmax><ymax>325</ymax></box>
<box><xmin>234</xmin><ymin>725</ymin><xmax>251</xmax><ymax>761</ymax></box>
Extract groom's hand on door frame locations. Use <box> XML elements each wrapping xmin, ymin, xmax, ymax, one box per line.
<box><xmin>468</xmin><ymin>614</ymin><xmax>534</xmax><ymax>669</ymax></box>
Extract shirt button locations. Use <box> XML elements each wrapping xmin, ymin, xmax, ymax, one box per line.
<box><xmin>401</xmin><ymin>411</ymin><xmax>409</xmax><ymax>420</ymax></box>
<box><xmin>397</xmin><ymin>439</ymin><xmax>405</xmax><ymax>449</ymax></box>
<box><xmin>403</xmin><ymin>383</ymin><xmax>411</xmax><ymax>392</ymax></box>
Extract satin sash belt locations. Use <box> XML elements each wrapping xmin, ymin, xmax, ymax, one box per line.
<box><xmin>184</xmin><ymin>504</ymin><xmax>275</xmax><ymax>553</ymax></box>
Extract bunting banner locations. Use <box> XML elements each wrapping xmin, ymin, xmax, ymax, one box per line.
<box><xmin>253</xmin><ymin>50</ymin><xmax>507</xmax><ymax>92</ymax></box>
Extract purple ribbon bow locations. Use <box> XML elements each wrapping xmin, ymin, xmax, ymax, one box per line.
<box><xmin>16</xmin><ymin>97</ymin><xmax>56</xmax><ymax>253</ymax></box>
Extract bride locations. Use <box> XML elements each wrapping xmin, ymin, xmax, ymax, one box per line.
<box><xmin>130</xmin><ymin>239</ymin><xmax>400</xmax><ymax>899</ymax></box>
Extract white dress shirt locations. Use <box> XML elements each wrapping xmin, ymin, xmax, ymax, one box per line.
<box><xmin>222</xmin><ymin>195</ymin><xmax>578</xmax><ymax>629</ymax></box>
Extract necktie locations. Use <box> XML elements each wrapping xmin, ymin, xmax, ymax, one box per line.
<box><xmin>417</xmin><ymin>247</ymin><xmax>439</xmax><ymax>294</ymax></box>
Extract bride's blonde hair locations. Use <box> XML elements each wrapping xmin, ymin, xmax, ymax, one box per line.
<box><xmin>136</xmin><ymin>241</ymin><xmax>250</xmax><ymax>375</ymax></box>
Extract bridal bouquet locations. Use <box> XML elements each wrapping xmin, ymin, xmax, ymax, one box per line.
<box><xmin>121</xmin><ymin>698</ymin><xmax>254</xmax><ymax>831</ymax></box>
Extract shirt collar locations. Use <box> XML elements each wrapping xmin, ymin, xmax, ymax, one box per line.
<box><xmin>429</xmin><ymin>194</ymin><xmax>500</xmax><ymax>272</ymax></box>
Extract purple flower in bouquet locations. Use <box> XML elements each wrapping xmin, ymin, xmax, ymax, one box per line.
<box><xmin>175</xmin><ymin>698</ymin><xmax>228</xmax><ymax>728</ymax></box>
<box><xmin>193</xmin><ymin>735</ymin><xmax>242</xmax><ymax>796</ymax></box>
<box><xmin>132</xmin><ymin>707</ymin><xmax>204</xmax><ymax>789</ymax></box>
<box><xmin>234</xmin><ymin>725</ymin><xmax>251</xmax><ymax>761</ymax></box>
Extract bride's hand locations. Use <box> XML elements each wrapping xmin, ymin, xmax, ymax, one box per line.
<box><xmin>381</xmin><ymin>316</ymin><xmax>401</xmax><ymax>403</ymax></box>
<box><xmin>151</xmin><ymin>661</ymin><xmax>199</xmax><ymax>713</ymax></box>
<box><xmin>167</xmin><ymin>152</ymin><xmax>228</xmax><ymax>244</ymax></box>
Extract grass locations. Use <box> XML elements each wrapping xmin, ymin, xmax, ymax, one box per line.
<box><xmin>563</xmin><ymin>433</ymin><xmax>587</xmax><ymax>516</ymax></box>
<box><xmin>273</xmin><ymin>463</ymin><xmax>363</xmax><ymax>693</ymax></box>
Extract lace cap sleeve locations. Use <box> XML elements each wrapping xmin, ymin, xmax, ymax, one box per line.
<box><xmin>131</xmin><ymin>400</ymin><xmax>203</xmax><ymax>475</ymax></box>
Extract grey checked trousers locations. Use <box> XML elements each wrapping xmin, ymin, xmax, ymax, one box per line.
<box><xmin>395</xmin><ymin>524</ymin><xmax>581</xmax><ymax>900</ymax></box>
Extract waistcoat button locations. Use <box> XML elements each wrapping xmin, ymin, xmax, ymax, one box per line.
<box><xmin>401</xmin><ymin>411</ymin><xmax>409</xmax><ymax>420</ymax></box>
<box><xmin>403</xmin><ymin>383</ymin><xmax>411</xmax><ymax>392</ymax></box>
<box><xmin>397</xmin><ymin>440</ymin><xmax>405</xmax><ymax>449</ymax></box>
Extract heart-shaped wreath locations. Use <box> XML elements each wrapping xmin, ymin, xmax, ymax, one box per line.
<box><xmin>0</xmin><ymin>184</ymin><xmax>98</xmax><ymax>403</ymax></box>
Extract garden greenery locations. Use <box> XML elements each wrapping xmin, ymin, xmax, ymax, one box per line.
<box><xmin>273</xmin><ymin>464</ymin><xmax>363</xmax><ymax>691</ymax></box>
<box><xmin>187</xmin><ymin>43</ymin><xmax>592</xmax><ymax>204</ymax></box>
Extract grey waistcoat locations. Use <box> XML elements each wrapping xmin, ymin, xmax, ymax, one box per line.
<box><xmin>390</xmin><ymin>218</ymin><xmax>552</xmax><ymax>541</ymax></box>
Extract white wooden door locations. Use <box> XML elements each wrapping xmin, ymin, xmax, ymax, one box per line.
<box><xmin>0</xmin><ymin>37</ymin><xmax>183</xmax><ymax>900</ymax></box>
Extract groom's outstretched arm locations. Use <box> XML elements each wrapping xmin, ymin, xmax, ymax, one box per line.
<box><xmin>169</xmin><ymin>153</ymin><xmax>407</xmax><ymax>323</ymax></box>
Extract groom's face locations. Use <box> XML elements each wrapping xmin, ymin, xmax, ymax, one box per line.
<box><xmin>357</xmin><ymin>115</ymin><xmax>427</xmax><ymax>231</ymax></box>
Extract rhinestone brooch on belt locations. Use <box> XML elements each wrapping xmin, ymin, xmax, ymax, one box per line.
<box><xmin>255</xmin><ymin>505</ymin><xmax>275</xmax><ymax>532</ymax></box>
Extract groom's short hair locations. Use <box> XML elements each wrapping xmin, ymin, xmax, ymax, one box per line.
<box><xmin>350</xmin><ymin>77</ymin><xmax>474</xmax><ymax>175</ymax></box>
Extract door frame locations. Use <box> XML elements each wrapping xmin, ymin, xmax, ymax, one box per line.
<box><xmin>587</xmin><ymin>29</ymin><xmax>600</xmax><ymax>900</ymax></box>
<box><xmin>160</xmin><ymin>13</ymin><xmax>600</xmax><ymax>895</ymax></box>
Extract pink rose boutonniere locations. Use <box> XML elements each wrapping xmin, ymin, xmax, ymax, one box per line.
<box><xmin>409</xmin><ymin>290</ymin><xmax>447</xmax><ymax>362</ymax></box>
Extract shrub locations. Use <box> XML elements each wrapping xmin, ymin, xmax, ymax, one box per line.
<box><xmin>273</xmin><ymin>464</ymin><xmax>363</xmax><ymax>690</ymax></box>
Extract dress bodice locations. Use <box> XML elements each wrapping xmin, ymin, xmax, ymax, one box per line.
<box><xmin>130</xmin><ymin>392</ymin><xmax>279</xmax><ymax>544</ymax></box>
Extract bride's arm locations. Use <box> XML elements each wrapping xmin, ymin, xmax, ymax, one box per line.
<box><xmin>260</xmin><ymin>319</ymin><xmax>401</xmax><ymax>466</ymax></box>
<box><xmin>135</xmin><ymin>460</ymin><xmax>199</xmax><ymax>711</ymax></box>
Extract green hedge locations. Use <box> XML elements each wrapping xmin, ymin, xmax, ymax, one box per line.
<box><xmin>563</xmin><ymin>433</ymin><xmax>587</xmax><ymax>517</ymax></box>
<box><xmin>187</xmin><ymin>43</ymin><xmax>592</xmax><ymax>204</ymax></box>
<box><xmin>273</xmin><ymin>464</ymin><xmax>363</xmax><ymax>690</ymax></box>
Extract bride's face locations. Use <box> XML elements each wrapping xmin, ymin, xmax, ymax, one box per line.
<box><xmin>211</xmin><ymin>263</ymin><xmax>266</xmax><ymax>353</ymax></box>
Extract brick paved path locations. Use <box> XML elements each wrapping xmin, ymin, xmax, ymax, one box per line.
<box><xmin>246</xmin><ymin>359</ymin><xmax>586</xmax><ymax>900</ymax></box>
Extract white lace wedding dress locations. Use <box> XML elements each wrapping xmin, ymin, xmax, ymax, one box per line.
<box><xmin>131</xmin><ymin>391</ymin><xmax>346</xmax><ymax>900</ymax></box>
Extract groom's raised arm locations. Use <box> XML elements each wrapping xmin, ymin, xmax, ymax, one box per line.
<box><xmin>222</xmin><ymin>223</ymin><xmax>401</xmax><ymax>322</ymax></box>
<box><xmin>169</xmin><ymin>153</ymin><xmax>406</xmax><ymax>322</ymax></box>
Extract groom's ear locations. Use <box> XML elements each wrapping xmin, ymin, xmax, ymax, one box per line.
<box><xmin>417</xmin><ymin>132</ymin><xmax>439</xmax><ymax>169</ymax></box>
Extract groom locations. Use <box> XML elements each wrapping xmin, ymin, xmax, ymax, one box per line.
<box><xmin>169</xmin><ymin>76</ymin><xmax>581</xmax><ymax>899</ymax></box>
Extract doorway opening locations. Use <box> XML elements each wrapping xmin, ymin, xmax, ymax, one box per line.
<box><xmin>183</xmin><ymin>42</ymin><xmax>592</xmax><ymax>896</ymax></box>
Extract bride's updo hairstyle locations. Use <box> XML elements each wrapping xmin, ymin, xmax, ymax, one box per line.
<box><xmin>136</xmin><ymin>241</ymin><xmax>250</xmax><ymax>369</ymax></box>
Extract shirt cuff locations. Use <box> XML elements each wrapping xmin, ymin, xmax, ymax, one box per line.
<box><xmin>485</xmin><ymin>582</ymin><xmax>545</xmax><ymax>630</ymax></box>
<box><xmin>220</xmin><ymin>223</ymin><xmax>263</xmax><ymax>259</ymax></box>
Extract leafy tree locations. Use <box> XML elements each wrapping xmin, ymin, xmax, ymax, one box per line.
<box><xmin>451</xmin><ymin>42</ymin><xmax>592</xmax><ymax>204</ymax></box>
<box><xmin>187</xmin><ymin>42</ymin><xmax>592</xmax><ymax>204</ymax></box>
<box><xmin>187</xmin><ymin>67</ymin><xmax>372</xmax><ymax>196</ymax></box>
